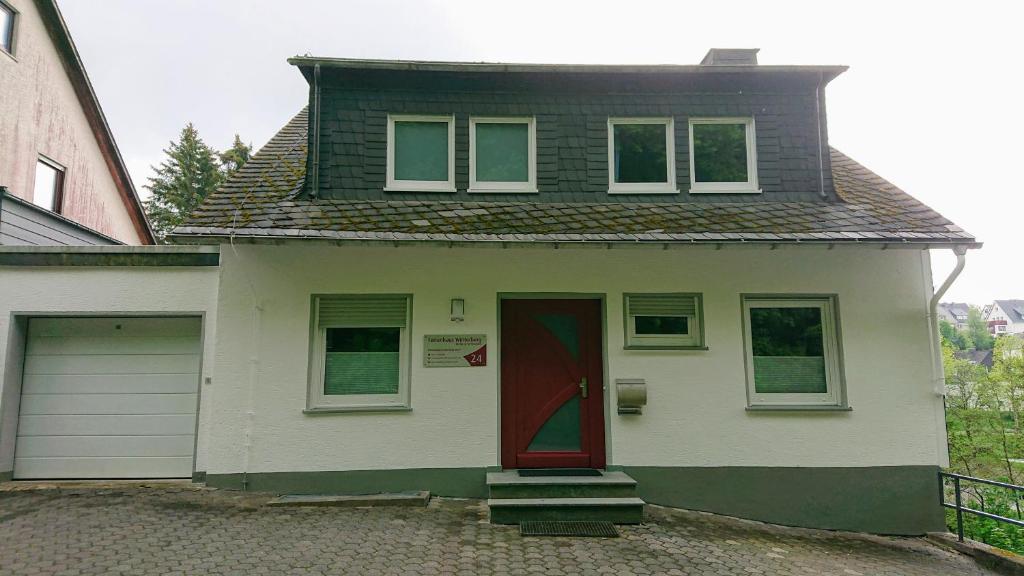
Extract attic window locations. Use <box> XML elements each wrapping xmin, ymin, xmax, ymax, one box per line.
<box><xmin>469</xmin><ymin>117</ymin><xmax>537</xmax><ymax>193</ymax></box>
<box><xmin>624</xmin><ymin>293</ymin><xmax>704</xmax><ymax>349</ymax></box>
<box><xmin>689</xmin><ymin>118</ymin><xmax>760</xmax><ymax>194</ymax></box>
<box><xmin>386</xmin><ymin>114</ymin><xmax>455</xmax><ymax>193</ymax></box>
<box><xmin>0</xmin><ymin>0</ymin><xmax>15</xmax><ymax>56</ymax></box>
<box><xmin>608</xmin><ymin>118</ymin><xmax>678</xmax><ymax>194</ymax></box>
<box><xmin>33</xmin><ymin>156</ymin><xmax>65</xmax><ymax>213</ymax></box>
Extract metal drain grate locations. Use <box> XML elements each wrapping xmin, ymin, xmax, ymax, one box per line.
<box><xmin>520</xmin><ymin>521</ymin><xmax>619</xmax><ymax>537</ymax></box>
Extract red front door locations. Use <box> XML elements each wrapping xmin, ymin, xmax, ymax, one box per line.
<box><xmin>500</xmin><ymin>299</ymin><xmax>606</xmax><ymax>469</ymax></box>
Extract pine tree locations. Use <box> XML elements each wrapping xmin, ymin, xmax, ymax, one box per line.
<box><xmin>219</xmin><ymin>134</ymin><xmax>253</xmax><ymax>179</ymax></box>
<box><xmin>143</xmin><ymin>123</ymin><xmax>224</xmax><ymax>242</ymax></box>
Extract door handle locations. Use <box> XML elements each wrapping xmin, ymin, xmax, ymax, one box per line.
<box><xmin>579</xmin><ymin>376</ymin><xmax>588</xmax><ymax>399</ymax></box>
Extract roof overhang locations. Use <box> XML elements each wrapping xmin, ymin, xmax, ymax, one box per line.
<box><xmin>168</xmin><ymin>226</ymin><xmax>981</xmax><ymax>251</ymax></box>
<box><xmin>288</xmin><ymin>56</ymin><xmax>848</xmax><ymax>85</ymax></box>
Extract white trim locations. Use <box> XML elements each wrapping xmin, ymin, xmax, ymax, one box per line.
<box><xmin>742</xmin><ymin>296</ymin><xmax>843</xmax><ymax>407</ymax></box>
<box><xmin>688</xmin><ymin>117</ymin><xmax>761</xmax><ymax>194</ymax></box>
<box><xmin>385</xmin><ymin>114</ymin><xmax>456</xmax><ymax>193</ymax></box>
<box><xmin>627</xmin><ymin>314</ymin><xmax>699</xmax><ymax>348</ymax></box>
<box><xmin>468</xmin><ymin>117</ymin><xmax>537</xmax><ymax>193</ymax></box>
<box><xmin>308</xmin><ymin>295</ymin><xmax>412</xmax><ymax>410</ymax></box>
<box><xmin>607</xmin><ymin>117</ymin><xmax>678</xmax><ymax>194</ymax></box>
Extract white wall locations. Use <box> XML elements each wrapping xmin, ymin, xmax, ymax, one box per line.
<box><xmin>0</xmin><ymin>0</ymin><xmax>142</xmax><ymax>243</ymax></box>
<box><xmin>205</xmin><ymin>243</ymin><xmax>945</xmax><ymax>475</ymax></box>
<box><xmin>0</xmin><ymin>264</ymin><xmax>219</xmax><ymax>474</ymax></box>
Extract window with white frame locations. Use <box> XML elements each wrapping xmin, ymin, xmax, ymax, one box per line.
<box><xmin>386</xmin><ymin>115</ymin><xmax>455</xmax><ymax>192</ymax></box>
<box><xmin>0</xmin><ymin>0</ymin><xmax>15</xmax><ymax>56</ymax></box>
<box><xmin>608</xmin><ymin>118</ymin><xmax>677</xmax><ymax>194</ymax></box>
<box><xmin>688</xmin><ymin>117</ymin><xmax>759</xmax><ymax>193</ymax></box>
<box><xmin>624</xmin><ymin>293</ymin><xmax>703</xmax><ymax>349</ymax></box>
<box><xmin>742</xmin><ymin>296</ymin><xmax>845</xmax><ymax>407</ymax></box>
<box><xmin>469</xmin><ymin>117</ymin><xmax>536</xmax><ymax>193</ymax></box>
<box><xmin>33</xmin><ymin>156</ymin><xmax>65</xmax><ymax>212</ymax></box>
<box><xmin>309</xmin><ymin>294</ymin><xmax>411</xmax><ymax>410</ymax></box>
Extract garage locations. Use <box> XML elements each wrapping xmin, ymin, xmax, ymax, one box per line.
<box><xmin>13</xmin><ymin>317</ymin><xmax>202</xmax><ymax>479</ymax></box>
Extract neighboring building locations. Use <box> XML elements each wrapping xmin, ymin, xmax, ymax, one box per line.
<box><xmin>937</xmin><ymin>302</ymin><xmax>971</xmax><ymax>330</ymax></box>
<box><xmin>954</xmin><ymin>349</ymin><xmax>993</xmax><ymax>369</ymax></box>
<box><xmin>0</xmin><ymin>0</ymin><xmax>152</xmax><ymax>244</ymax></box>
<box><xmin>987</xmin><ymin>300</ymin><xmax>1024</xmax><ymax>335</ymax></box>
<box><xmin>0</xmin><ymin>51</ymin><xmax>980</xmax><ymax>536</ymax></box>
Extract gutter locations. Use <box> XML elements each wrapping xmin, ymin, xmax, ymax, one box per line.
<box><xmin>309</xmin><ymin>64</ymin><xmax>321</xmax><ymax>199</ymax></box>
<box><xmin>926</xmin><ymin>245</ymin><xmax>968</xmax><ymax>468</ymax></box>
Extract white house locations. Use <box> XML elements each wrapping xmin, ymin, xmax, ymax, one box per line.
<box><xmin>937</xmin><ymin>302</ymin><xmax>971</xmax><ymax>331</ymax></box>
<box><xmin>987</xmin><ymin>300</ymin><xmax>1024</xmax><ymax>335</ymax></box>
<box><xmin>0</xmin><ymin>51</ymin><xmax>980</xmax><ymax>535</ymax></box>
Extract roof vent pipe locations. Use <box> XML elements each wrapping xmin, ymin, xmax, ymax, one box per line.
<box><xmin>700</xmin><ymin>48</ymin><xmax>760</xmax><ymax>66</ymax></box>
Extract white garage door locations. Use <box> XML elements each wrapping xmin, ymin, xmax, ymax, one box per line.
<box><xmin>14</xmin><ymin>317</ymin><xmax>202</xmax><ymax>479</ymax></box>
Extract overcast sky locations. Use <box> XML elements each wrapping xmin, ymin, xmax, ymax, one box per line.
<box><xmin>61</xmin><ymin>0</ymin><xmax>1021</xmax><ymax>304</ymax></box>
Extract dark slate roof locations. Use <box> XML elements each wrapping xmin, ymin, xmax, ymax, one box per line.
<box><xmin>954</xmin><ymin>349</ymin><xmax>993</xmax><ymax>369</ymax></box>
<box><xmin>170</xmin><ymin>108</ymin><xmax>977</xmax><ymax>246</ymax></box>
<box><xmin>995</xmin><ymin>300</ymin><xmax>1024</xmax><ymax>323</ymax></box>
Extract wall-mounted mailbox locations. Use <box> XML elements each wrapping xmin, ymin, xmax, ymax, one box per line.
<box><xmin>616</xmin><ymin>378</ymin><xmax>647</xmax><ymax>415</ymax></box>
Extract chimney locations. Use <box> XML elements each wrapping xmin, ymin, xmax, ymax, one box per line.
<box><xmin>700</xmin><ymin>48</ymin><xmax>760</xmax><ymax>66</ymax></box>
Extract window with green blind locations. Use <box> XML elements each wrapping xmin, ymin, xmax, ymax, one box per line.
<box><xmin>742</xmin><ymin>296</ymin><xmax>845</xmax><ymax>408</ymax></box>
<box><xmin>469</xmin><ymin>117</ymin><xmax>536</xmax><ymax>192</ymax></box>
<box><xmin>309</xmin><ymin>295</ymin><xmax>411</xmax><ymax>410</ymax></box>
<box><xmin>624</xmin><ymin>293</ymin><xmax>704</xmax><ymax>349</ymax></box>
<box><xmin>386</xmin><ymin>115</ymin><xmax>454</xmax><ymax>192</ymax></box>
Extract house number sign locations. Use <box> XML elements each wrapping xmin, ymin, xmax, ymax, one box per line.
<box><xmin>423</xmin><ymin>334</ymin><xmax>487</xmax><ymax>367</ymax></box>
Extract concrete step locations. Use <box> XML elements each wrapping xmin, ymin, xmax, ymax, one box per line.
<box><xmin>487</xmin><ymin>470</ymin><xmax>638</xmax><ymax>499</ymax></box>
<box><xmin>488</xmin><ymin>497</ymin><xmax>645</xmax><ymax>525</ymax></box>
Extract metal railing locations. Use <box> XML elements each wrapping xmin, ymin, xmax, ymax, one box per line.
<box><xmin>939</xmin><ymin>471</ymin><xmax>1024</xmax><ymax>541</ymax></box>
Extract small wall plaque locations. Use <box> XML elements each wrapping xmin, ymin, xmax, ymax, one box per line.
<box><xmin>423</xmin><ymin>334</ymin><xmax>487</xmax><ymax>367</ymax></box>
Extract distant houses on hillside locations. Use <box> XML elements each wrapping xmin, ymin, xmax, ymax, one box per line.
<box><xmin>986</xmin><ymin>300</ymin><xmax>1024</xmax><ymax>335</ymax></box>
<box><xmin>939</xmin><ymin>300</ymin><xmax>1024</xmax><ymax>336</ymax></box>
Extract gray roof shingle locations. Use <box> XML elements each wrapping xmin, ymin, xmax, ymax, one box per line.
<box><xmin>170</xmin><ymin>108</ymin><xmax>977</xmax><ymax>246</ymax></box>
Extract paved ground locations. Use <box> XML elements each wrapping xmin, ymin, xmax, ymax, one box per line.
<box><xmin>0</xmin><ymin>482</ymin><xmax>998</xmax><ymax>575</ymax></box>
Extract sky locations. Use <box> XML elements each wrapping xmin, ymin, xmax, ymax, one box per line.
<box><xmin>60</xmin><ymin>0</ymin><xmax>1022</xmax><ymax>305</ymax></box>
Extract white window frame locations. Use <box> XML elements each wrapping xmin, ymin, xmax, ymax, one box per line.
<box><xmin>0</xmin><ymin>0</ymin><xmax>17</xmax><ymax>59</ymax></box>
<box><xmin>33</xmin><ymin>155</ymin><xmax>65</xmax><ymax>212</ymax></box>
<box><xmin>742</xmin><ymin>295</ymin><xmax>845</xmax><ymax>408</ymax></box>
<box><xmin>688</xmin><ymin>117</ymin><xmax>760</xmax><ymax>194</ymax></box>
<box><xmin>469</xmin><ymin>116</ymin><xmax>537</xmax><ymax>193</ymax></box>
<box><xmin>624</xmin><ymin>293</ymin><xmax>704</xmax><ymax>349</ymax></box>
<box><xmin>307</xmin><ymin>295</ymin><xmax>412</xmax><ymax>411</ymax></box>
<box><xmin>607</xmin><ymin>117</ymin><xmax>678</xmax><ymax>194</ymax></box>
<box><xmin>385</xmin><ymin>114</ymin><xmax>455</xmax><ymax>193</ymax></box>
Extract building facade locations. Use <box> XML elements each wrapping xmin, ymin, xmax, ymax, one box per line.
<box><xmin>0</xmin><ymin>0</ymin><xmax>152</xmax><ymax>245</ymax></box>
<box><xmin>0</xmin><ymin>51</ymin><xmax>979</xmax><ymax>535</ymax></box>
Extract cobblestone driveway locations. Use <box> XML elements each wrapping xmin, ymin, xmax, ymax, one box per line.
<box><xmin>0</xmin><ymin>483</ymin><xmax>996</xmax><ymax>575</ymax></box>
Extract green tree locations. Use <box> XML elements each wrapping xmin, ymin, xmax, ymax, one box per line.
<box><xmin>940</xmin><ymin>319</ymin><xmax>972</xmax><ymax>350</ymax></box>
<box><xmin>969</xmin><ymin>307</ymin><xmax>996</xmax><ymax>351</ymax></box>
<box><xmin>143</xmin><ymin>124</ymin><xmax>223</xmax><ymax>242</ymax></box>
<box><xmin>219</xmin><ymin>134</ymin><xmax>252</xmax><ymax>179</ymax></box>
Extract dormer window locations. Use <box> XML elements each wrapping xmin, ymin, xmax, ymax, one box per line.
<box><xmin>469</xmin><ymin>117</ymin><xmax>537</xmax><ymax>193</ymax></box>
<box><xmin>607</xmin><ymin>118</ymin><xmax>678</xmax><ymax>194</ymax></box>
<box><xmin>688</xmin><ymin>117</ymin><xmax>760</xmax><ymax>194</ymax></box>
<box><xmin>385</xmin><ymin>114</ymin><xmax>455</xmax><ymax>192</ymax></box>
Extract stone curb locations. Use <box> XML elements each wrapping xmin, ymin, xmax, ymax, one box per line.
<box><xmin>927</xmin><ymin>532</ymin><xmax>1024</xmax><ymax>576</ymax></box>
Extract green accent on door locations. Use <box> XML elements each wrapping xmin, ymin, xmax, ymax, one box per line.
<box><xmin>533</xmin><ymin>314</ymin><xmax>579</xmax><ymax>360</ymax></box>
<box><xmin>526</xmin><ymin>396</ymin><xmax>581</xmax><ymax>452</ymax></box>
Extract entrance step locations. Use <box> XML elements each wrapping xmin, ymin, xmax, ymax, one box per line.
<box><xmin>486</xmin><ymin>470</ymin><xmax>644</xmax><ymax>524</ymax></box>
<box><xmin>488</xmin><ymin>497</ymin><xmax>645</xmax><ymax>525</ymax></box>
<box><xmin>487</xmin><ymin>470</ymin><xmax>638</xmax><ymax>499</ymax></box>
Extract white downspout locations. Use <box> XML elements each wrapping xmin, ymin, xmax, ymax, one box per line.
<box><xmin>925</xmin><ymin>245</ymin><xmax>968</xmax><ymax>467</ymax></box>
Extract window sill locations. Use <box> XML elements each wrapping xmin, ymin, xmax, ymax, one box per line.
<box><xmin>624</xmin><ymin>345</ymin><xmax>708</xmax><ymax>351</ymax></box>
<box><xmin>745</xmin><ymin>404</ymin><xmax>852</xmax><ymax>412</ymax></box>
<box><xmin>467</xmin><ymin>188</ymin><xmax>538</xmax><ymax>194</ymax></box>
<box><xmin>689</xmin><ymin>187</ymin><xmax>762</xmax><ymax>195</ymax></box>
<box><xmin>608</xmin><ymin>187</ymin><xmax>679</xmax><ymax>195</ymax></box>
<box><xmin>383</xmin><ymin>185</ymin><xmax>456</xmax><ymax>193</ymax></box>
<box><xmin>304</xmin><ymin>405</ymin><xmax>412</xmax><ymax>415</ymax></box>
